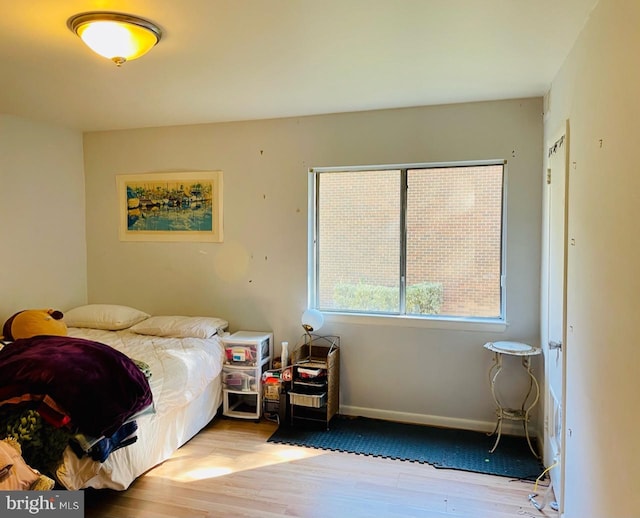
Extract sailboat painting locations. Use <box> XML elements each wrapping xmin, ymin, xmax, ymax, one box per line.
<box><xmin>117</xmin><ymin>171</ymin><xmax>223</xmax><ymax>242</ymax></box>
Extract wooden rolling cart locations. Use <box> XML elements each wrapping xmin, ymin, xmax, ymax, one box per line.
<box><xmin>289</xmin><ymin>334</ymin><xmax>339</xmax><ymax>429</ymax></box>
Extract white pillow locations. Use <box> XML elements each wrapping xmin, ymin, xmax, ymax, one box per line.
<box><xmin>64</xmin><ymin>304</ymin><xmax>150</xmax><ymax>331</ymax></box>
<box><xmin>130</xmin><ymin>315</ymin><xmax>228</xmax><ymax>339</ymax></box>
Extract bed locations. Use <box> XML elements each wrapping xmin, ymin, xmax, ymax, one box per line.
<box><xmin>0</xmin><ymin>305</ymin><xmax>227</xmax><ymax>491</ymax></box>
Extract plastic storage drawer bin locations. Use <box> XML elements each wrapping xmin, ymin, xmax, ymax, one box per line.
<box><xmin>289</xmin><ymin>392</ymin><xmax>327</xmax><ymax>408</ymax></box>
<box><xmin>223</xmin><ymin>335</ymin><xmax>270</xmax><ymax>366</ymax></box>
<box><xmin>222</xmin><ymin>369</ymin><xmax>257</xmax><ymax>391</ymax></box>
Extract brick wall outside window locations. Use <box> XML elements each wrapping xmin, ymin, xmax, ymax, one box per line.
<box><xmin>316</xmin><ymin>164</ymin><xmax>503</xmax><ymax>318</ymax></box>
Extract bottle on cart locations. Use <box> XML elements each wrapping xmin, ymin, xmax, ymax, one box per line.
<box><xmin>281</xmin><ymin>341</ymin><xmax>289</xmax><ymax>369</ymax></box>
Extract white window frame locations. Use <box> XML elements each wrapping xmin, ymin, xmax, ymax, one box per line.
<box><xmin>307</xmin><ymin>160</ymin><xmax>508</xmax><ymax>332</ymax></box>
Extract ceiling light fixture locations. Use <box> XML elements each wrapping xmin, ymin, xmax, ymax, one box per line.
<box><xmin>67</xmin><ymin>11</ymin><xmax>162</xmax><ymax>67</ymax></box>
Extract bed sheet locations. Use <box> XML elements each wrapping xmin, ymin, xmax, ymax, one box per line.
<box><xmin>55</xmin><ymin>328</ymin><xmax>225</xmax><ymax>490</ymax></box>
<box><xmin>67</xmin><ymin>328</ymin><xmax>224</xmax><ymax>413</ymax></box>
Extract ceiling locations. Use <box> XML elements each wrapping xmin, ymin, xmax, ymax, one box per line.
<box><xmin>0</xmin><ymin>0</ymin><xmax>598</xmax><ymax>132</ymax></box>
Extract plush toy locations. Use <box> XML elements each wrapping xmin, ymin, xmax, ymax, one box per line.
<box><xmin>2</xmin><ymin>309</ymin><xmax>67</xmax><ymax>341</ymax></box>
<box><xmin>0</xmin><ymin>437</ymin><xmax>55</xmax><ymax>490</ymax></box>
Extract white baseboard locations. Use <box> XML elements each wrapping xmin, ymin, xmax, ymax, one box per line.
<box><xmin>339</xmin><ymin>405</ymin><xmax>529</xmax><ymax>437</ymax></box>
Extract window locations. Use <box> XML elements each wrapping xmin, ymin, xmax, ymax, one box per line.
<box><xmin>309</xmin><ymin>161</ymin><xmax>505</xmax><ymax>321</ymax></box>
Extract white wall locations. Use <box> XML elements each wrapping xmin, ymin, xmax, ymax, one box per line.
<box><xmin>544</xmin><ymin>1</ymin><xmax>640</xmax><ymax>516</ymax></box>
<box><xmin>0</xmin><ymin>114</ymin><xmax>87</xmax><ymax>322</ymax></box>
<box><xmin>83</xmin><ymin>98</ymin><xmax>542</xmax><ymax>430</ymax></box>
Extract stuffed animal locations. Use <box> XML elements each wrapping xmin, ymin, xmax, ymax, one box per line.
<box><xmin>2</xmin><ymin>309</ymin><xmax>67</xmax><ymax>341</ymax></box>
<box><xmin>0</xmin><ymin>438</ymin><xmax>55</xmax><ymax>490</ymax></box>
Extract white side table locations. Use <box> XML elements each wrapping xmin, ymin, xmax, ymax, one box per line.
<box><xmin>483</xmin><ymin>341</ymin><xmax>541</xmax><ymax>457</ymax></box>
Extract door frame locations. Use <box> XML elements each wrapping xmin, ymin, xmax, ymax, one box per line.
<box><xmin>542</xmin><ymin>119</ymin><xmax>569</xmax><ymax>512</ymax></box>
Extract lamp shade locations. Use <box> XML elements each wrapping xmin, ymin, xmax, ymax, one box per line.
<box><xmin>301</xmin><ymin>309</ymin><xmax>324</xmax><ymax>333</ymax></box>
<box><xmin>68</xmin><ymin>12</ymin><xmax>162</xmax><ymax>66</ymax></box>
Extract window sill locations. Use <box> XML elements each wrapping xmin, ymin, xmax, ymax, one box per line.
<box><xmin>322</xmin><ymin>312</ymin><xmax>508</xmax><ymax>333</ymax></box>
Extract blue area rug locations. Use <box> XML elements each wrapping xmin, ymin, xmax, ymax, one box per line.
<box><xmin>267</xmin><ymin>415</ymin><xmax>544</xmax><ymax>480</ymax></box>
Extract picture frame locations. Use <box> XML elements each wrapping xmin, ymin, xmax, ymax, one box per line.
<box><xmin>117</xmin><ymin>171</ymin><xmax>223</xmax><ymax>242</ymax></box>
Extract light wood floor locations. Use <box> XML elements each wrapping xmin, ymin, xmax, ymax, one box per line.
<box><xmin>84</xmin><ymin>418</ymin><xmax>558</xmax><ymax>518</ymax></box>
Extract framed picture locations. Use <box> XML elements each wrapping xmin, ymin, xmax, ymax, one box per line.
<box><xmin>117</xmin><ymin>171</ymin><xmax>223</xmax><ymax>242</ymax></box>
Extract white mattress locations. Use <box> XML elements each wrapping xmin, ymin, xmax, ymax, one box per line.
<box><xmin>55</xmin><ymin>327</ymin><xmax>225</xmax><ymax>490</ymax></box>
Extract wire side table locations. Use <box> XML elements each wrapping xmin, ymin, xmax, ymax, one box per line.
<box><xmin>483</xmin><ymin>341</ymin><xmax>541</xmax><ymax>457</ymax></box>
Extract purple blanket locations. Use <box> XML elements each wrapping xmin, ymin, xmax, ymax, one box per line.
<box><xmin>0</xmin><ymin>335</ymin><xmax>152</xmax><ymax>438</ymax></box>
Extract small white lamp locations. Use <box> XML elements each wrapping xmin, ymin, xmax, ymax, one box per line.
<box><xmin>301</xmin><ymin>309</ymin><xmax>324</xmax><ymax>337</ymax></box>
